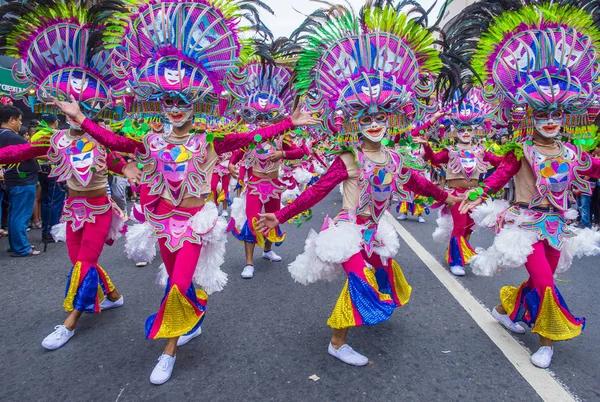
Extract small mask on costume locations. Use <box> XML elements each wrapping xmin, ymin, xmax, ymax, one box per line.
<box><xmin>359</xmin><ymin>112</ymin><xmax>388</xmax><ymax>143</ymax></box>
<box><xmin>161</xmin><ymin>97</ymin><xmax>193</xmax><ymax>128</ymax></box>
<box><xmin>168</xmin><ymin>216</ymin><xmax>190</xmax><ymax>238</ymax></box>
<box><xmin>533</xmin><ymin>110</ymin><xmax>563</xmax><ymax>139</ymax></box>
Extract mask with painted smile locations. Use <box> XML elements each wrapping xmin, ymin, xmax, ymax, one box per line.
<box><xmin>455</xmin><ymin>127</ymin><xmax>474</xmax><ymax>144</ymax></box>
<box><xmin>533</xmin><ymin>110</ymin><xmax>563</xmax><ymax>139</ymax></box>
<box><xmin>69</xmin><ymin>77</ymin><xmax>89</xmax><ymax>94</ymax></box>
<box><xmin>161</xmin><ymin>97</ymin><xmax>193</xmax><ymax>128</ymax></box>
<box><xmin>359</xmin><ymin>112</ymin><xmax>388</xmax><ymax>143</ymax></box>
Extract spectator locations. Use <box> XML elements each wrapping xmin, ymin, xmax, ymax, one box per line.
<box><xmin>0</xmin><ymin>105</ymin><xmax>40</xmax><ymax>256</ymax></box>
<box><xmin>0</xmin><ymin>167</ymin><xmax>6</xmax><ymax>236</ymax></box>
<box><xmin>38</xmin><ymin>114</ymin><xmax>66</xmax><ymax>242</ymax></box>
<box><xmin>591</xmin><ymin>146</ymin><xmax>600</xmax><ymax>228</ymax></box>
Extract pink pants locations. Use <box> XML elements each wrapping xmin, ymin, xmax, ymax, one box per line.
<box><xmin>502</xmin><ymin>239</ymin><xmax>585</xmax><ymax>340</ymax></box>
<box><xmin>146</xmin><ymin>200</ymin><xmax>207</xmax><ymax>339</ymax></box>
<box><xmin>211</xmin><ymin>173</ymin><xmax>230</xmax><ymax>203</ymax></box>
<box><xmin>64</xmin><ymin>196</ymin><xmax>114</xmax><ymax>313</ymax></box>
<box><xmin>447</xmin><ymin>188</ymin><xmax>475</xmax><ymax>266</ymax></box>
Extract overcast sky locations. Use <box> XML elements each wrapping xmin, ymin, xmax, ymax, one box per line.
<box><xmin>261</xmin><ymin>0</ymin><xmax>443</xmax><ymax>38</ymax></box>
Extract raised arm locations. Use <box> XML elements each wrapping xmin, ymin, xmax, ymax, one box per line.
<box><xmin>484</xmin><ymin>150</ymin><xmax>503</xmax><ymax>167</ymax></box>
<box><xmin>482</xmin><ymin>151</ymin><xmax>521</xmax><ymax>194</ymax></box>
<box><xmin>282</xmin><ymin>140</ymin><xmax>307</xmax><ymax>160</ymax></box>
<box><xmin>81</xmin><ymin>119</ymin><xmax>144</xmax><ymax>154</ymax></box>
<box><xmin>214</xmin><ymin>118</ymin><xmax>294</xmax><ymax>154</ymax></box>
<box><xmin>0</xmin><ymin>142</ymin><xmax>48</xmax><ymax>164</ymax></box>
<box><xmin>422</xmin><ymin>143</ymin><xmax>449</xmax><ymax>166</ymax></box>
<box><xmin>402</xmin><ymin>168</ymin><xmax>448</xmax><ymax>202</ymax></box>
<box><xmin>274</xmin><ymin>156</ymin><xmax>348</xmax><ymax>223</ymax></box>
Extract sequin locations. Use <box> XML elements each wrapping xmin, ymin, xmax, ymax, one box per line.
<box><xmin>532</xmin><ymin>287</ymin><xmax>585</xmax><ymax>341</ymax></box>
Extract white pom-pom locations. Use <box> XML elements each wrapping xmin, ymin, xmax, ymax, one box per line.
<box><xmin>293</xmin><ymin>168</ymin><xmax>313</xmax><ymax>185</ymax></box>
<box><xmin>565</xmin><ymin>226</ymin><xmax>600</xmax><ymax>258</ymax></box>
<box><xmin>313</xmin><ymin>161</ymin><xmax>326</xmax><ymax>175</ymax></box>
<box><xmin>194</xmin><ymin>216</ymin><xmax>228</xmax><ymax>294</ymax></box>
<box><xmin>156</xmin><ymin>263</ymin><xmax>168</xmax><ymax>288</ymax></box>
<box><xmin>470</xmin><ymin>247</ymin><xmax>503</xmax><ymax>277</ymax></box>
<box><xmin>471</xmin><ymin>199</ymin><xmax>510</xmax><ymax>228</ymax></box>
<box><xmin>315</xmin><ymin>221</ymin><xmax>363</xmax><ymax>264</ymax></box>
<box><xmin>50</xmin><ymin>222</ymin><xmax>66</xmax><ymax>242</ymax></box>
<box><xmin>373</xmin><ymin>218</ymin><xmax>400</xmax><ymax>258</ymax></box>
<box><xmin>125</xmin><ymin>222</ymin><xmax>157</xmax><ymax>263</ymax></box>
<box><xmin>564</xmin><ymin>209</ymin><xmax>579</xmax><ymax>220</ymax></box>
<box><xmin>107</xmin><ymin>211</ymin><xmax>125</xmax><ymax>241</ymax></box>
<box><xmin>281</xmin><ymin>188</ymin><xmax>300</xmax><ymax>206</ymax></box>
<box><xmin>288</xmin><ymin>229</ymin><xmax>340</xmax><ymax>285</ymax></box>
<box><xmin>191</xmin><ymin>202</ymin><xmax>218</xmax><ymax>235</ymax></box>
<box><xmin>432</xmin><ymin>210</ymin><xmax>453</xmax><ymax>244</ymax></box>
<box><xmin>230</xmin><ymin>195</ymin><xmax>246</xmax><ymax>231</ymax></box>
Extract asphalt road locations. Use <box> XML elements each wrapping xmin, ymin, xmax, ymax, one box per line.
<box><xmin>0</xmin><ymin>190</ymin><xmax>597</xmax><ymax>401</ymax></box>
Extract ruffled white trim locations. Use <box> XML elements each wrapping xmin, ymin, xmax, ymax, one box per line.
<box><xmin>564</xmin><ymin>208</ymin><xmax>579</xmax><ymax>220</ymax></box>
<box><xmin>288</xmin><ymin>229</ymin><xmax>340</xmax><ymax>285</ymax></box>
<box><xmin>556</xmin><ymin>226</ymin><xmax>600</xmax><ymax>274</ymax></box>
<box><xmin>230</xmin><ymin>195</ymin><xmax>246</xmax><ymax>231</ymax></box>
<box><xmin>373</xmin><ymin>218</ymin><xmax>400</xmax><ymax>259</ymax></box>
<box><xmin>280</xmin><ymin>188</ymin><xmax>300</xmax><ymax>207</ymax></box>
<box><xmin>471</xmin><ymin>199</ymin><xmax>510</xmax><ymax>228</ymax></box>
<box><xmin>50</xmin><ymin>222</ymin><xmax>66</xmax><ymax>242</ymax></box>
<box><xmin>314</xmin><ymin>220</ymin><xmax>364</xmax><ymax>264</ymax></box>
<box><xmin>108</xmin><ymin>210</ymin><xmax>126</xmax><ymax>241</ymax></box>
<box><xmin>293</xmin><ymin>167</ymin><xmax>313</xmax><ymax>185</ymax></box>
<box><xmin>191</xmin><ymin>202</ymin><xmax>218</xmax><ymax>235</ymax></box>
<box><xmin>432</xmin><ymin>210</ymin><xmax>453</xmax><ymax>244</ymax></box>
<box><xmin>313</xmin><ymin>161</ymin><xmax>326</xmax><ymax>175</ymax></box>
<box><xmin>125</xmin><ymin>222</ymin><xmax>157</xmax><ymax>263</ymax></box>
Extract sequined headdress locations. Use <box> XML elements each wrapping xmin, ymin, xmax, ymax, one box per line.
<box><xmin>293</xmin><ymin>0</ymin><xmax>442</xmax><ymax>148</ymax></box>
<box><xmin>108</xmin><ymin>0</ymin><xmax>272</xmax><ymax>115</ymax></box>
<box><xmin>0</xmin><ymin>0</ymin><xmax>126</xmax><ymax>118</ymax></box>
<box><xmin>444</xmin><ymin>0</ymin><xmax>600</xmax><ymax>142</ymax></box>
<box><xmin>224</xmin><ymin>37</ymin><xmax>299</xmax><ymax>126</ymax></box>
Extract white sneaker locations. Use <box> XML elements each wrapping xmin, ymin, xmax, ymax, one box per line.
<box><xmin>241</xmin><ymin>265</ymin><xmax>254</xmax><ymax>279</ymax></box>
<box><xmin>136</xmin><ymin>261</ymin><xmax>148</xmax><ymax>267</ymax></box>
<box><xmin>492</xmin><ymin>307</ymin><xmax>526</xmax><ymax>334</ymax></box>
<box><xmin>418</xmin><ymin>216</ymin><xmax>426</xmax><ymax>223</ymax></box>
<box><xmin>221</xmin><ymin>210</ymin><xmax>229</xmax><ymax>218</ymax></box>
<box><xmin>263</xmin><ymin>250</ymin><xmax>282</xmax><ymax>262</ymax></box>
<box><xmin>328</xmin><ymin>343</ymin><xmax>368</xmax><ymax>366</ymax></box>
<box><xmin>531</xmin><ymin>346</ymin><xmax>553</xmax><ymax>369</ymax></box>
<box><xmin>100</xmin><ymin>296</ymin><xmax>124</xmax><ymax>310</ymax></box>
<box><xmin>177</xmin><ymin>326</ymin><xmax>202</xmax><ymax>347</ymax></box>
<box><xmin>450</xmin><ymin>265</ymin><xmax>466</xmax><ymax>276</ymax></box>
<box><xmin>42</xmin><ymin>325</ymin><xmax>74</xmax><ymax>350</ymax></box>
<box><xmin>397</xmin><ymin>213</ymin><xmax>407</xmax><ymax>220</ymax></box>
<box><xmin>150</xmin><ymin>354</ymin><xmax>176</xmax><ymax>385</ymax></box>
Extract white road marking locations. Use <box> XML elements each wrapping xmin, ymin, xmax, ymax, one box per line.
<box><xmin>386</xmin><ymin>214</ymin><xmax>576</xmax><ymax>402</ymax></box>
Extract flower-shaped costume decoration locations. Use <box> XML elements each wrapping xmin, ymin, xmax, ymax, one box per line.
<box><xmin>446</xmin><ymin>0</ymin><xmax>600</xmax><ymax>141</ymax></box>
<box><xmin>108</xmin><ymin>0</ymin><xmax>271</xmax><ymax>114</ymax></box>
<box><xmin>293</xmin><ymin>1</ymin><xmax>442</xmax><ymax>148</ymax></box>
<box><xmin>224</xmin><ymin>37</ymin><xmax>299</xmax><ymax>126</ymax></box>
<box><xmin>0</xmin><ymin>0</ymin><xmax>126</xmax><ymax>118</ymax></box>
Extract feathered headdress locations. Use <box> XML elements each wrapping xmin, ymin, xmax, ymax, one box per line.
<box><xmin>107</xmin><ymin>0</ymin><xmax>273</xmax><ymax>115</ymax></box>
<box><xmin>0</xmin><ymin>0</ymin><xmax>127</xmax><ymax>118</ymax></box>
<box><xmin>443</xmin><ymin>0</ymin><xmax>600</xmax><ymax>141</ymax></box>
<box><xmin>292</xmin><ymin>0</ymin><xmax>442</xmax><ymax>146</ymax></box>
<box><xmin>224</xmin><ymin>37</ymin><xmax>300</xmax><ymax>125</ymax></box>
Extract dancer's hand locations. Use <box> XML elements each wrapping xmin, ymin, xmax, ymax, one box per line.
<box><xmin>444</xmin><ymin>194</ymin><xmax>462</xmax><ymax>208</ymax></box>
<box><xmin>123</xmin><ymin>162</ymin><xmax>143</xmax><ymax>185</ymax></box>
<box><xmin>267</xmin><ymin>150</ymin><xmax>284</xmax><ymax>162</ymax></box>
<box><xmin>459</xmin><ymin>192</ymin><xmax>484</xmax><ymax>214</ymax></box>
<box><xmin>48</xmin><ymin>95</ymin><xmax>86</xmax><ymax>124</ymax></box>
<box><xmin>228</xmin><ymin>163</ymin><xmax>239</xmax><ymax>179</ymax></box>
<box><xmin>291</xmin><ymin>104</ymin><xmax>323</xmax><ymax>126</ymax></box>
<box><xmin>257</xmin><ymin>213</ymin><xmax>279</xmax><ymax>233</ymax></box>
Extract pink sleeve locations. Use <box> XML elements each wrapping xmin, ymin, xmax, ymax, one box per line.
<box><xmin>483</xmin><ymin>151</ymin><xmax>521</xmax><ymax>194</ymax></box>
<box><xmin>107</xmin><ymin>152</ymin><xmax>128</xmax><ymax>174</ymax></box>
<box><xmin>403</xmin><ymin>169</ymin><xmax>448</xmax><ymax>202</ymax></box>
<box><xmin>580</xmin><ymin>153</ymin><xmax>600</xmax><ymax>178</ymax></box>
<box><xmin>214</xmin><ymin>117</ymin><xmax>295</xmax><ymax>154</ymax></box>
<box><xmin>411</xmin><ymin>120</ymin><xmax>432</xmax><ymax>137</ymax></box>
<box><xmin>81</xmin><ymin>118</ymin><xmax>144</xmax><ymax>154</ymax></box>
<box><xmin>0</xmin><ymin>142</ymin><xmax>48</xmax><ymax>164</ymax></box>
<box><xmin>283</xmin><ymin>141</ymin><xmax>306</xmax><ymax>160</ymax></box>
<box><xmin>423</xmin><ymin>144</ymin><xmax>449</xmax><ymax>166</ymax></box>
<box><xmin>229</xmin><ymin>150</ymin><xmax>244</xmax><ymax>165</ymax></box>
<box><xmin>484</xmin><ymin>151</ymin><xmax>503</xmax><ymax>167</ymax></box>
<box><xmin>275</xmin><ymin>156</ymin><xmax>348</xmax><ymax>223</ymax></box>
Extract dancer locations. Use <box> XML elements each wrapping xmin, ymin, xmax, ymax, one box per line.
<box><xmin>225</xmin><ymin>38</ymin><xmax>307</xmax><ymax>279</ymax></box>
<box><xmin>451</xmin><ymin>0</ymin><xmax>600</xmax><ymax>368</ymax></box>
<box><xmin>0</xmin><ymin>0</ymin><xmax>142</xmax><ymax>350</ymax></box>
<box><xmin>414</xmin><ymin>89</ymin><xmax>503</xmax><ymax>276</ymax></box>
<box><xmin>258</xmin><ymin>1</ymin><xmax>460</xmax><ymax>366</ymax></box>
<box><xmin>52</xmin><ymin>0</ymin><xmax>320</xmax><ymax>383</ymax></box>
